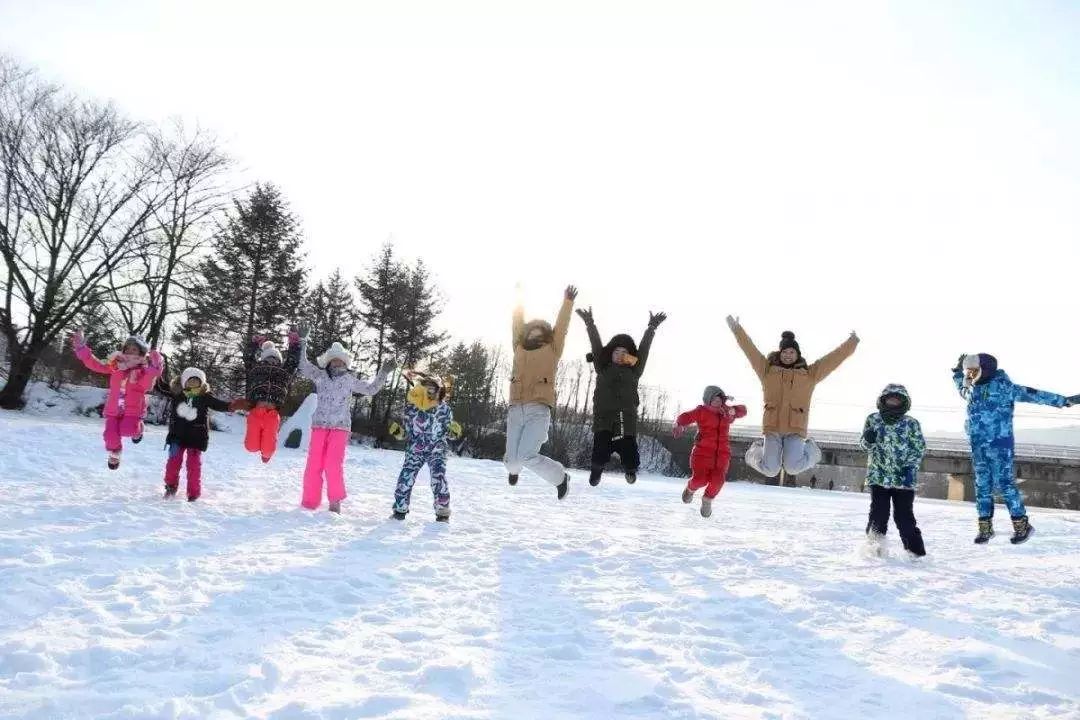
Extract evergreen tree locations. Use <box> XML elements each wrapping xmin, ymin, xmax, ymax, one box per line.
<box><xmin>355</xmin><ymin>239</ymin><xmax>404</xmax><ymax>421</ymax></box>
<box><xmin>305</xmin><ymin>268</ymin><xmax>360</xmax><ymax>357</ymax></box>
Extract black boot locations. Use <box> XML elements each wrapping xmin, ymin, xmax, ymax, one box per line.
<box><xmin>625</xmin><ymin>471</ymin><xmax>637</xmax><ymax>484</ymax></box>
<box><xmin>508</xmin><ymin>473</ymin><xmax>518</xmax><ymax>486</ymax></box>
<box><xmin>1009</xmin><ymin>515</ymin><xmax>1034</xmax><ymax>545</ymax></box>
<box><xmin>163</xmin><ymin>484</ymin><xmax>178</xmax><ymax>499</ymax></box>
<box><xmin>588</xmin><ymin>466</ymin><xmax>603</xmax><ymax>487</ymax></box>
<box><xmin>391</xmin><ymin>510</ymin><xmax>407</xmax><ymax>521</ymax></box>
<box><xmin>131</xmin><ymin>435</ymin><xmax>143</xmax><ymax>444</ymax></box>
<box><xmin>974</xmin><ymin>518</ymin><xmax>994</xmax><ymax>544</ymax></box>
<box><xmin>556</xmin><ymin>474</ymin><xmax>569</xmax><ymax>500</ymax></box>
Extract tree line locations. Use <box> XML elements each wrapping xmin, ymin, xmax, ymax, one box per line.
<box><xmin>0</xmin><ymin>55</ymin><xmax>689</xmax><ymax>474</ymax></box>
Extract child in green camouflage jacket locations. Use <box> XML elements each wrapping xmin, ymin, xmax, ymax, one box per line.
<box><xmin>860</xmin><ymin>384</ymin><xmax>927</xmax><ymax>556</ymax></box>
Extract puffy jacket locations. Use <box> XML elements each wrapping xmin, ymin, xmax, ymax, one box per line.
<box><xmin>155</xmin><ymin>376</ymin><xmax>233</xmax><ymax>452</ymax></box>
<box><xmin>860</xmin><ymin>412</ymin><xmax>926</xmax><ymax>489</ymax></box>
<box><xmin>246</xmin><ymin>338</ymin><xmax>300</xmax><ymax>407</ymax></box>
<box><xmin>509</xmin><ymin>297</ymin><xmax>573</xmax><ymax>408</ymax></box>
<box><xmin>953</xmin><ymin>364</ymin><xmax>1067</xmax><ymax>447</ymax></box>
<box><xmin>676</xmin><ymin>403</ymin><xmax>748</xmax><ymax>470</ymax></box>
<box><xmin>731</xmin><ymin>324</ymin><xmax>857</xmax><ymax>437</ymax></box>
<box><xmin>582</xmin><ymin>318</ymin><xmax>656</xmax><ymax>436</ymax></box>
<box><xmin>402</xmin><ymin>384</ymin><xmax>454</xmax><ymax>452</ymax></box>
<box><xmin>297</xmin><ymin>343</ymin><xmax>392</xmax><ymax>430</ymax></box>
<box><xmin>75</xmin><ymin>345</ymin><xmax>163</xmax><ymax>418</ymax></box>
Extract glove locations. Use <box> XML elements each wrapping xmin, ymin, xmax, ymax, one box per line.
<box><xmin>565</xmin><ymin>285</ymin><xmax>578</xmax><ymax>301</ymax></box>
<box><xmin>725</xmin><ymin>315</ymin><xmax>739</xmax><ymax>332</ymax></box>
<box><xmin>1065</xmin><ymin>394</ymin><xmax>1080</xmax><ymax>408</ymax></box>
<box><xmin>297</xmin><ymin>322</ymin><xmax>310</xmax><ymax>340</ymax></box>
<box><xmin>575</xmin><ymin>307</ymin><xmax>594</xmax><ymax>325</ymax></box>
<box><xmin>952</xmin><ymin>354</ymin><xmax>966</xmax><ymax>373</ymax></box>
<box><xmin>648</xmin><ymin>311</ymin><xmax>668</xmax><ymax>329</ymax></box>
<box><xmin>148</xmin><ymin>349</ymin><xmax>163</xmax><ymax>368</ymax></box>
<box><xmin>449</xmin><ymin>421</ymin><xmax>463</xmax><ymax>440</ymax></box>
<box><xmin>287</xmin><ymin>329</ymin><xmax>300</xmax><ymax>346</ymax></box>
<box><xmin>388</xmin><ymin>421</ymin><xmax>406</xmax><ymax>441</ymax></box>
<box><xmin>672</xmin><ymin>424</ymin><xmax>685</xmax><ymax>439</ymax></box>
<box><xmin>862</xmin><ymin>428</ymin><xmax>877</xmax><ymax>445</ymax></box>
<box><xmin>71</xmin><ymin>329</ymin><xmax>87</xmax><ymax>351</ymax></box>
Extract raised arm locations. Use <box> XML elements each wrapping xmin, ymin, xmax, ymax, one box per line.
<box><xmin>132</xmin><ymin>350</ymin><xmax>164</xmax><ymax>391</ymax></box>
<box><xmin>352</xmin><ymin>361</ymin><xmax>395</xmax><ymax>397</ymax></box>
<box><xmin>808</xmin><ymin>332</ymin><xmax>859</xmax><ymax>384</ymax></box>
<box><xmin>283</xmin><ymin>330</ymin><xmax>302</xmax><ymax>374</ymax></box>
<box><xmin>577</xmin><ymin>307</ymin><xmax>604</xmax><ymax>371</ymax></box>
<box><xmin>512</xmin><ymin>288</ymin><xmax>525</xmax><ymax>348</ymax></box>
<box><xmin>296</xmin><ymin>340</ymin><xmax>322</xmax><ymax>383</ymax></box>
<box><xmin>1013</xmin><ymin>383</ymin><xmax>1068</xmax><ymax>408</ymax></box>
<box><xmin>727</xmin><ymin>317</ymin><xmax>768</xmax><ymax>382</ymax></box>
<box><xmin>675</xmin><ymin>407</ymin><xmax>702</xmax><ymax>428</ymax></box>
<box><xmin>71</xmin><ymin>330</ymin><xmax>112</xmax><ymax>375</ymax></box>
<box><xmin>551</xmin><ymin>285</ymin><xmax>576</xmax><ymax>358</ymax></box>
<box><xmin>633</xmin><ymin>312</ymin><xmax>666</xmax><ymax>377</ymax></box>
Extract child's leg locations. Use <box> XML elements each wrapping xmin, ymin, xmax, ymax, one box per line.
<box><xmin>324</xmin><ymin>429</ymin><xmax>349</xmax><ymax>505</ymax></box>
<box><xmin>970</xmin><ymin>444</ymin><xmax>995</xmax><ymax>519</ymax></box>
<box><xmin>703</xmin><ymin>456</ymin><xmax>731</xmax><ymax>499</ymax></box>
<box><xmin>590</xmin><ymin>431</ymin><xmax>614</xmax><ymax>470</ymax></box>
<box><xmin>103</xmin><ymin>416</ymin><xmax>123</xmax><ymax>453</ymax></box>
<box><xmin>164</xmin><ymin>444</ymin><xmax>184</xmax><ymax>489</ymax></box>
<box><xmin>117</xmin><ymin>415</ymin><xmax>143</xmax><ymax>439</ymax></box>
<box><xmin>891</xmin><ymin>488</ymin><xmax>925</xmax><ymax>556</ymax></box>
<box><xmin>428</xmin><ymin>449</ymin><xmax>450</xmax><ymax>514</ymax></box>
<box><xmin>866</xmin><ymin>485</ymin><xmax>890</xmax><ymax>535</ymax></box>
<box><xmin>503</xmin><ymin>404</ymin><xmax>526</xmax><ymax>477</ymax></box>
<box><xmin>301</xmin><ymin>427</ymin><xmax>329</xmax><ymax>509</ymax></box>
<box><xmin>244</xmin><ymin>409</ymin><xmax>263</xmax><ymax>453</ymax></box>
<box><xmin>686</xmin><ymin>464</ymin><xmax>711</xmax><ymax>494</ymax></box>
<box><xmin>615</xmin><ymin>435</ymin><xmax>640</xmax><ymax>472</ymax></box>
<box><xmin>186</xmin><ymin>449</ymin><xmax>202</xmax><ymax>500</ymax></box>
<box><xmin>393</xmin><ymin>450</ymin><xmax>426</xmax><ymax>514</ymax></box>
<box><xmin>991</xmin><ymin>446</ymin><xmax>1027</xmax><ymax>518</ymax></box>
<box><xmin>260</xmin><ymin>408</ymin><xmax>281</xmax><ymax>461</ymax></box>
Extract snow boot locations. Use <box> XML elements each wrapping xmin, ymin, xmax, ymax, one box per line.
<box><xmin>261</xmin><ymin>455</ymin><xmax>271</xmax><ymax>464</ymax></box>
<box><xmin>625</xmin><ymin>471</ymin><xmax>637</xmax><ymax>484</ymax></box>
<box><xmin>557</xmin><ymin>474</ymin><xmax>570</xmax><ymax>500</ymax></box>
<box><xmin>508</xmin><ymin>473</ymin><xmax>519</xmax><ymax>486</ymax></box>
<box><xmin>744</xmin><ymin>438</ymin><xmax>765</xmax><ymax>474</ymax></box>
<box><xmin>681</xmin><ymin>486</ymin><xmax>694</xmax><ymax>504</ymax></box>
<box><xmin>1009</xmin><ymin>515</ymin><xmax>1034</xmax><ymax>545</ymax></box>
<box><xmin>700</xmin><ymin>496</ymin><xmax>713</xmax><ymax>518</ymax></box>
<box><xmin>163</xmin><ymin>484</ymin><xmax>178</xmax><ymax>499</ymax></box>
<box><xmin>328</xmin><ymin>501</ymin><xmax>341</xmax><ymax>514</ymax></box>
<box><xmin>974</xmin><ymin>518</ymin><xmax>994</xmax><ymax>544</ymax></box>
<box><xmin>107</xmin><ymin>452</ymin><xmax>121</xmax><ymax>470</ymax></box>
<box><xmin>132</xmin><ymin>434</ymin><xmax>143</xmax><ymax>444</ymax></box>
<box><xmin>435</xmin><ymin>515</ymin><xmax>450</xmax><ymax>523</ymax></box>
<box><xmin>187</xmin><ymin>496</ymin><xmax>198</xmax><ymax>503</ymax></box>
<box><xmin>588</xmin><ymin>466</ymin><xmax>603</xmax><ymax>486</ymax></box>
<box><xmin>435</xmin><ymin>505</ymin><xmax>451</xmax><ymax>522</ymax></box>
<box><xmin>865</xmin><ymin>531</ymin><xmax>886</xmax><ymax>557</ymax></box>
<box><xmin>392</xmin><ymin>510</ymin><xmax>407</xmax><ymax>521</ymax></box>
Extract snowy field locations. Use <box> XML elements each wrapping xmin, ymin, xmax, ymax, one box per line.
<box><xmin>1</xmin><ymin>411</ymin><xmax>1078</xmax><ymax>720</ymax></box>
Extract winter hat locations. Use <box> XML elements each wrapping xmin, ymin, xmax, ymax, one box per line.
<box><xmin>587</xmin><ymin>333</ymin><xmax>640</xmax><ymax>366</ymax></box>
<box><xmin>963</xmin><ymin>353</ymin><xmax>998</xmax><ymax>385</ymax></box>
<box><xmin>778</xmin><ymin>331</ymin><xmax>800</xmax><ymax>355</ymax></box>
<box><xmin>703</xmin><ymin>385</ymin><xmax>727</xmax><ymax>405</ymax></box>
<box><xmin>259</xmin><ymin>341</ymin><xmax>283</xmax><ymax>363</ymax></box>
<box><xmin>122</xmin><ymin>334</ymin><xmax>149</xmax><ymax>354</ymax></box>
<box><xmin>181</xmin><ymin>367</ymin><xmax>207</xmax><ymax>388</ymax></box>
<box><xmin>521</xmin><ymin>320</ymin><xmax>554</xmax><ymax>350</ymax></box>
<box><xmin>877</xmin><ymin>383</ymin><xmax>911</xmax><ymax>420</ymax></box>
<box><xmin>316</xmin><ymin>342</ymin><xmax>352</xmax><ymax>369</ymax></box>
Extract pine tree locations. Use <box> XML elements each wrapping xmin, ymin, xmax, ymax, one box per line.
<box><xmin>305</xmin><ymin>268</ymin><xmax>360</xmax><ymax>357</ymax></box>
<box><xmin>356</xmin><ymin>240</ymin><xmax>405</xmax><ymax>421</ymax></box>
<box><xmin>178</xmin><ymin>184</ymin><xmax>307</xmax><ymax>394</ymax></box>
<box><xmin>389</xmin><ymin>258</ymin><xmax>447</xmax><ymax>367</ymax></box>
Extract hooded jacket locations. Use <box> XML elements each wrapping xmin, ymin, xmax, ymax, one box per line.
<box><xmin>582</xmin><ymin>318</ymin><xmax>655</xmax><ymax>436</ymax></box>
<box><xmin>860</xmin><ymin>384</ymin><xmax>926</xmax><ymax>489</ymax></box>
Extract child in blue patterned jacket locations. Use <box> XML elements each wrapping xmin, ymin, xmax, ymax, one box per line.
<box><xmin>953</xmin><ymin>353</ymin><xmax>1079</xmax><ymax>545</ymax></box>
<box><xmin>391</xmin><ymin>370</ymin><xmax>455</xmax><ymax>522</ymax></box>
<box><xmin>860</xmin><ymin>384</ymin><xmax>927</xmax><ymax>557</ymax></box>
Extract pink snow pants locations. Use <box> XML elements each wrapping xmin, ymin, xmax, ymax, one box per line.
<box><xmin>164</xmin><ymin>446</ymin><xmax>203</xmax><ymax>500</ymax></box>
<box><xmin>103</xmin><ymin>415</ymin><xmax>144</xmax><ymax>452</ymax></box>
<box><xmin>301</xmin><ymin>427</ymin><xmax>349</xmax><ymax>509</ymax></box>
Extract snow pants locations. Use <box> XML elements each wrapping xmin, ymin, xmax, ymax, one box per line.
<box><xmin>302</xmin><ymin>427</ymin><xmax>349</xmax><ymax>509</ymax></box>
<box><xmin>103</xmin><ymin>414</ymin><xmax>144</xmax><ymax>453</ymax></box>
<box><xmin>747</xmin><ymin>433</ymin><xmax>821</xmax><ymax>477</ymax></box>
<box><xmin>393</xmin><ymin>447</ymin><xmax>450</xmax><ymax>515</ymax></box>
<box><xmin>164</xmin><ymin>445</ymin><xmax>203</xmax><ymax>500</ymax></box>
<box><xmin>504</xmin><ymin>403</ymin><xmax>566</xmax><ymax>486</ymax></box>
<box><xmin>971</xmin><ymin>442</ymin><xmax>1025</xmax><ymax>519</ymax></box>
<box><xmin>591</xmin><ymin>431</ymin><xmax>640</xmax><ymax>472</ymax></box>
<box><xmin>244</xmin><ymin>406</ymin><xmax>281</xmax><ymax>461</ymax></box>
<box><xmin>687</xmin><ymin>454</ymin><xmax>732</xmax><ymax>500</ymax></box>
<box><xmin>866</xmin><ymin>485</ymin><xmax>925</xmax><ymax>556</ymax></box>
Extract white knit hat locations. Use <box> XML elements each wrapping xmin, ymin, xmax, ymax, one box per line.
<box><xmin>317</xmin><ymin>341</ymin><xmax>352</xmax><ymax>369</ymax></box>
<box><xmin>180</xmin><ymin>367</ymin><xmax>207</xmax><ymax>387</ymax></box>
<box><xmin>962</xmin><ymin>354</ymin><xmax>981</xmax><ymax>370</ymax></box>
<box><xmin>259</xmin><ymin>341</ymin><xmax>283</xmax><ymax>363</ymax></box>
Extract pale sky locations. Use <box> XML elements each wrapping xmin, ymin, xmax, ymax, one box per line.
<box><xmin>3</xmin><ymin>0</ymin><xmax>1079</xmax><ymax>435</ymax></box>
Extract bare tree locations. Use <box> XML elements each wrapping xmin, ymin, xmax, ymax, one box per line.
<box><xmin>102</xmin><ymin>121</ymin><xmax>231</xmax><ymax>347</ymax></box>
<box><xmin>0</xmin><ymin>57</ymin><xmax>166</xmax><ymax>408</ymax></box>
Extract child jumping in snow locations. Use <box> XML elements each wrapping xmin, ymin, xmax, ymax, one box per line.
<box><xmin>576</xmin><ymin>307</ymin><xmax>667</xmax><ymax>486</ymax></box>
<box><xmin>391</xmin><ymin>370</ymin><xmax>454</xmax><ymax>522</ymax></box>
<box><xmin>297</xmin><ymin>326</ymin><xmax>396</xmax><ymax>513</ymax></box>
<box><xmin>72</xmin><ymin>330</ymin><xmax>163</xmax><ymax>470</ymax></box>
<box><xmin>154</xmin><ymin>358</ymin><xmax>247</xmax><ymax>501</ymax></box>
<box><xmin>673</xmin><ymin>386</ymin><xmax>747</xmax><ymax>518</ymax></box>
<box><xmin>860</xmin><ymin>384</ymin><xmax>927</xmax><ymax>557</ymax></box>
<box><xmin>244</xmin><ymin>331</ymin><xmax>301</xmax><ymax>463</ymax></box>
<box><xmin>952</xmin><ymin>353</ymin><xmax>1079</xmax><ymax>545</ymax></box>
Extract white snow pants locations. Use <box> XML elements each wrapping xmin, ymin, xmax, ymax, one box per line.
<box><xmin>504</xmin><ymin>402</ymin><xmax>566</xmax><ymax>486</ymax></box>
<box><xmin>746</xmin><ymin>433</ymin><xmax>821</xmax><ymax>477</ymax></box>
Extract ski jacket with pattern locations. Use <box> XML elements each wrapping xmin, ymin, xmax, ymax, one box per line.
<box><xmin>402</xmin><ymin>385</ymin><xmax>454</xmax><ymax>453</ymax></box>
<box><xmin>860</xmin><ymin>412</ymin><xmax>926</xmax><ymax>489</ymax></box>
<box><xmin>246</xmin><ymin>338</ymin><xmax>301</xmax><ymax>407</ymax></box>
<box><xmin>297</xmin><ymin>342</ymin><xmax>392</xmax><ymax>430</ymax></box>
<box><xmin>952</xmin><ymin>366</ymin><xmax>1067</xmax><ymax>448</ymax></box>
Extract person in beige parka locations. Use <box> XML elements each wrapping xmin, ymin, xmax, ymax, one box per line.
<box><xmin>726</xmin><ymin>315</ymin><xmax>859</xmax><ymax>477</ymax></box>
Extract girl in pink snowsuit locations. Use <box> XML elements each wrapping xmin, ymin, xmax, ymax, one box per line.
<box><xmin>297</xmin><ymin>329</ymin><xmax>395</xmax><ymax>512</ymax></box>
<box><xmin>72</xmin><ymin>330</ymin><xmax>163</xmax><ymax>469</ymax></box>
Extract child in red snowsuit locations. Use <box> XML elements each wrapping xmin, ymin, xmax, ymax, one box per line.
<box><xmin>244</xmin><ymin>331</ymin><xmax>301</xmax><ymax>463</ymax></box>
<box><xmin>674</xmin><ymin>385</ymin><xmax>747</xmax><ymax>518</ymax></box>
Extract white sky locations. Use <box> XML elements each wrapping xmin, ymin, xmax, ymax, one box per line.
<box><xmin>3</xmin><ymin>0</ymin><xmax>1079</xmax><ymax>435</ymax></box>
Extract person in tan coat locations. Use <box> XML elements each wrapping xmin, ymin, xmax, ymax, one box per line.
<box><xmin>505</xmin><ymin>284</ymin><xmax>577</xmax><ymax>499</ymax></box>
<box><xmin>726</xmin><ymin>315</ymin><xmax>859</xmax><ymax>476</ymax></box>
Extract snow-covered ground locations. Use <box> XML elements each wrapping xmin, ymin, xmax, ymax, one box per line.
<box><xmin>1</xmin><ymin>411</ymin><xmax>1078</xmax><ymax>720</ymax></box>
